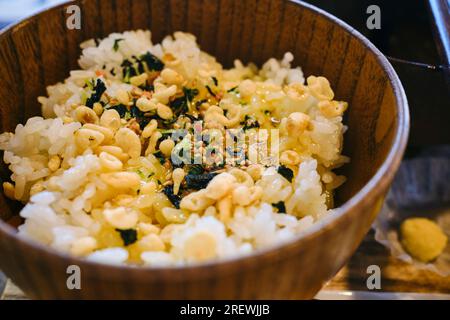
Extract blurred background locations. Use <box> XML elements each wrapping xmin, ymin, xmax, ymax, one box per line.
<box><xmin>0</xmin><ymin>0</ymin><xmax>449</xmax><ymax>296</ymax></box>
<box><xmin>1</xmin><ymin>0</ymin><xmax>448</xmax><ymax>147</ymax></box>
<box><xmin>307</xmin><ymin>0</ymin><xmax>450</xmax><ymax>150</ymax></box>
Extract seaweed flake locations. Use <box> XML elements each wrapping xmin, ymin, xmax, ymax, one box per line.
<box><xmin>121</xmin><ymin>59</ymin><xmax>137</xmax><ymax>82</ymax></box>
<box><xmin>227</xmin><ymin>86</ymin><xmax>238</xmax><ymax>93</ymax></box>
<box><xmin>183</xmin><ymin>87</ymin><xmax>199</xmax><ymax>102</ymax></box>
<box><xmin>113</xmin><ymin>38</ymin><xmax>124</xmax><ymax>51</ymax></box>
<box><xmin>272</xmin><ymin>201</ymin><xmax>286</xmax><ymax>213</ymax></box>
<box><xmin>130</xmin><ymin>105</ymin><xmax>151</xmax><ymax>129</ymax></box>
<box><xmin>140</xmin><ymin>52</ymin><xmax>164</xmax><ymax>71</ymax></box>
<box><xmin>185</xmin><ymin>172</ymin><xmax>218</xmax><ymax>190</ymax></box>
<box><xmin>140</xmin><ymin>83</ymin><xmax>154</xmax><ymax>92</ymax></box>
<box><xmin>162</xmin><ymin>117</ymin><xmax>178</xmax><ymax>126</ymax></box>
<box><xmin>168</xmin><ymin>87</ymin><xmax>199</xmax><ymax>118</ymax></box>
<box><xmin>159</xmin><ymin>129</ymin><xmax>175</xmax><ymax>141</ymax></box>
<box><xmin>137</xmin><ymin>60</ymin><xmax>145</xmax><ymax>74</ymax></box>
<box><xmin>153</xmin><ymin>150</ymin><xmax>166</xmax><ymax>165</ymax></box>
<box><xmin>277</xmin><ymin>165</ymin><xmax>294</xmax><ymax>182</ymax></box>
<box><xmin>205</xmin><ymin>85</ymin><xmax>216</xmax><ymax>97</ymax></box>
<box><xmin>170</xmin><ymin>96</ymin><xmax>188</xmax><ymax>116</ymax></box>
<box><xmin>195</xmin><ymin>99</ymin><xmax>207</xmax><ymax>109</ymax></box>
<box><xmin>108</xmin><ymin>104</ymin><xmax>128</xmax><ymax>118</ymax></box>
<box><xmin>85</xmin><ymin>79</ymin><xmax>107</xmax><ymax>108</ymax></box>
<box><xmin>188</xmin><ymin>164</ymin><xmax>205</xmax><ymax>175</ymax></box>
<box><xmin>116</xmin><ymin>229</ymin><xmax>137</xmax><ymax>246</ymax></box>
<box><xmin>163</xmin><ymin>185</ymin><xmax>182</xmax><ymax>209</ymax></box>
<box><xmin>240</xmin><ymin>115</ymin><xmax>260</xmax><ymax>131</ymax></box>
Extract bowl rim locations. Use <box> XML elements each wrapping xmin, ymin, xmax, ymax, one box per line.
<box><xmin>0</xmin><ymin>0</ymin><xmax>409</xmax><ymax>276</ymax></box>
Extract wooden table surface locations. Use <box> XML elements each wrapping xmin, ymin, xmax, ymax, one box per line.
<box><xmin>325</xmin><ymin>231</ymin><xmax>449</xmax><ymax>294</ymax></box>
<box><xmin>1</xmin><ymin>231</ymin><xmax>449</xmax><ymax>300</ymax></box>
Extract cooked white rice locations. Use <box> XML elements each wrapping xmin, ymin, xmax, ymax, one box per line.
<box><xmin>0</xmin><ymin>30</ymin><xmax>349</xmax><ymax>266</ymax></box>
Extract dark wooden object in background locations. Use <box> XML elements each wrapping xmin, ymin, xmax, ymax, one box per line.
<box><xmin>307</xmin><ymin>0</ymin><xmax>450</xmax><ymax>147</ymax></box>
<box><xmin>428</xmin><ymin>0</ymin><xmax>450</xmax><ymax>85</ymax></box>
<box><xmin>0</xmin><ymin>0</ymin><xmax>408</xmax><ymax>299</ymax></box>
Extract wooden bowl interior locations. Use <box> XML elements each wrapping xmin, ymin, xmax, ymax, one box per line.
<box><xmin>0</xmin><ymin>0</ymin><xmax>398</xmax><ymax>222</ymax></box>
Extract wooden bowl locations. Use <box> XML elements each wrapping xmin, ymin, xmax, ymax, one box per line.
<box><xmin>0</xmin><ymin>0</ymin><xmax>409</xmax><ymax>299</ymax></box>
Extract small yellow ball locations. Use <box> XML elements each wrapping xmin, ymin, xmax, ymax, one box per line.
<box><xmin>400</xmin><ymin>218</ymin><xmax>447</xmax><ymax>262</ymax></box>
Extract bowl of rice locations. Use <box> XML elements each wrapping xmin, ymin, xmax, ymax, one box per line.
<box><xmin>0</xmin><ymin>0</ymin><xmax>409</xmax><ymax>299</ymax></box>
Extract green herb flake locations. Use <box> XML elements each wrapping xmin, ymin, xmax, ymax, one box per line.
<box><xmin>136</xmin><ymin>169</ymin><xmax>154</xmax><ymax>181</ymax></box>
<box><xmin>227</xmin><ymin>86</ymin><xmax>238</xmax><ymax>93</ymax></box>
<box><xmin>84</xmin><ymin>79</ymin><xmax>95</xmax><ymax>90</ymax></box>
<box><xmin>80</xmin><ymin>91</ymin><xmax>88</xmax><ymax>105</ymax></box>
<box><xmin>205</xmin><ymin>85</ymin><xmax>216</xmax><ymax>97</ymax></box>
<box><xmin>212</xmin><ymin>76</ymin><xmax>218</xmax><ymax>86</ymax></box>
<box><xmin>123</xmin><ymin>110</ymin><xmax>132</xmax><ymax>120</ymax></box>
<box><xmin>159</xmin><ymin>129</ymin><xmax>175</xmax><ymax>141</ymax></box>
<box><xmin>113</xmin><ymin>38</ymin><xmax>124</xmax><ymax>51</ymax></box>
